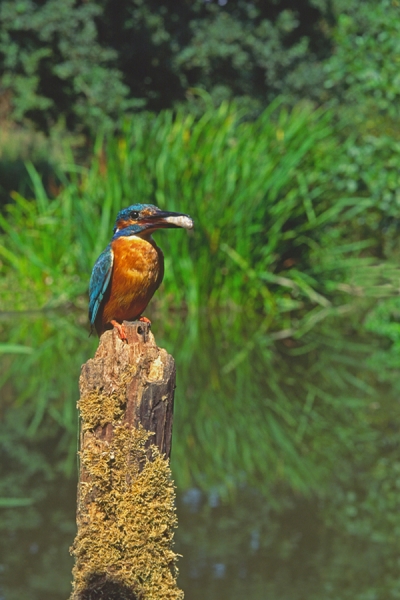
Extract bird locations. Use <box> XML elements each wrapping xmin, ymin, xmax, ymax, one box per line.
<box><xmin>89</xmin><ymin>203</ymin><xmax>194</xmax><ymax>340</ymax></box>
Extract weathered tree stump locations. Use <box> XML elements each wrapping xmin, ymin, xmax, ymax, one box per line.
<box><xmin>70</xmin><ymin>321</ymin><xmax>183</xmax><ymax>600</ymax></box>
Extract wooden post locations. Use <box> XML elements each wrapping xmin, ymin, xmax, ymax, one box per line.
<box><xmin>70</xmin><ymin>321</ymin><xmax>183</xmax><ymax>600</ymax></box>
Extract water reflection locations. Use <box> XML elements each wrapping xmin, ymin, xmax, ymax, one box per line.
<box><xmin>177</xmin><ymin>485</ymin><xmax>400</xmax><ymax>600</ymax></box>
<box><xmin>0</xmin><ymin>311</ymin><xmax>399</xmax><ymax>598</ymax></box>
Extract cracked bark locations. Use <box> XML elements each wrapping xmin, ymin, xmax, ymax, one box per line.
<box><xmin>70</xmin><ymin>321</ymin><xmax>179</xmax><ymax>600</ymax></box>
<box><xmin>79</xmin><ymin>320</ymin><xmax>176</xmax><ymax>456</ymax></box>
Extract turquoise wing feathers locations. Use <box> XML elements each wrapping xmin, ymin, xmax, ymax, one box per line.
<box><xmin>89</xmin><ymin>245</ymin><xmax>114</xmax><ymax>325</ymax></box>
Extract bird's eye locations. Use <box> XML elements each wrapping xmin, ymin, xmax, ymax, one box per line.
<box><xmin>130</xmin><ymin>210</ymin><xmax>139</xmax><ymax>219</ymax></box>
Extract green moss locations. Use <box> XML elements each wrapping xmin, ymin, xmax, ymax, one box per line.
<box><xmin>78</xmin><ymin>364</ymin><xmax>137</xmax><ymax>430</ymax></box>
<box><xmin>70</xmin><ymin>424</ymin><xmax>182</xmax><ymax>600</ymax></box>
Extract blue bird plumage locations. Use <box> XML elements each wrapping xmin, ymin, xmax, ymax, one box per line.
<box><xmin>89</xmin><ymin>205</ymin><xmax>193</xmax><ymax>339</ymax></box>
<box><xmin>88</xmin><ymin>244</ymin><xmax>113</xmax><ymax>327</ymax></box>
<box><xmin>89</xmin><ymin>225</ymin><xmax>144</xmax><ymax>326</ymax></box>
<box><xmin>113</xmin><ymin>204</ymin><xmax>158</xmax><ymax>233</ymax></box>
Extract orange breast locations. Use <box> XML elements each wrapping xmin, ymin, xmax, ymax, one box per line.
<box><xmin>98</xmin><ymin>235</ymin><xmax>164</xmax><ymax>332</ymax></box>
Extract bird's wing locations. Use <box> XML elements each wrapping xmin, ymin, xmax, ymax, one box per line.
<box><xmin>89</xmin><ymin>245</ymin><xmax>114</xmax><ymax>325</ymax></box>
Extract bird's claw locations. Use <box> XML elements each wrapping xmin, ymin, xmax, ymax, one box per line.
<box><xmin>138</xmin><ymin>316</ymin><xmax>151</xmax><ymax>326</ymax></box>
<box><xmin>111</xmin><ymin>320</ymin><xmax>128</xmax><ymax>342</ymax></box>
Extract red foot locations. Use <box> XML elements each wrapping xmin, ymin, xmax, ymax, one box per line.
<box><xmin>138</xmin><ymin>315</ymin><xmax>151</xmax><ymax>324</ymax></box>
<box><xmin>110</xmin><ymin>319</ymin><xmax>128</xmax><ymax>341</ymax></box>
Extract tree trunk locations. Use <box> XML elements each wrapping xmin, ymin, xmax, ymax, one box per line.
<box><xmin>70</xmin><ymin>321</ymin><xmax>183</xmax><ymax>600</ymax></box>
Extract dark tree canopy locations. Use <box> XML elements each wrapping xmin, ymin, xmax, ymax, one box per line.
<box><xmin>0</xmin><ymin>0</ymin><xmax>333</xmax><ymax>131</ymax></box>
<box><xmin>0</xmin><ymin>0</ymin><xmax>397</xmax><ymax>132</ymax></box>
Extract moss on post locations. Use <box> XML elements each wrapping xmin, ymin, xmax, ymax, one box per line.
<box><xmin>70</xmin><ymin>321</ymin><xmax>183</xmax><ymax>600</ymax></box>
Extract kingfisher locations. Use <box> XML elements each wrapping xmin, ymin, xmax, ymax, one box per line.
<box><xmin>89</xmin><ymin>203</ymin><xmax>193</xmax><ymax>340</ymax></box>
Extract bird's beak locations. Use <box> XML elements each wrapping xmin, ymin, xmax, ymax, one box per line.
<box><xmin>144</xmin><ymin>210</ymin><xmax>194</xmax><ymax>231</ymax></box>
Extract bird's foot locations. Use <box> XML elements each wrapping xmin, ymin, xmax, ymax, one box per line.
<box><xmin>110</xmin><ymin>319</ymin><xmax>128</xmax><ymax>342</ymax></box>
<box><xmin>138</xmin><ymin>315</ymin><xmax>151</xmax><ymax>325</ymax></box>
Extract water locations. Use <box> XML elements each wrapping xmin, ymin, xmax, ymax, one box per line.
<box><xmin>0</xmin><ymin>312</ymin><xmax>399</xmax><ymax>599</ymax></box>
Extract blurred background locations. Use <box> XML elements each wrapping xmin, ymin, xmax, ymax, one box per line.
<box><xmin>1</xmin><ymin>0</ymin><xmax>400</xmax><ymax>598</ymax></box>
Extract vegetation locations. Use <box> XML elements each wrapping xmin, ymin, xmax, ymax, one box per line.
<box><xmin>0</xmin><ymin>99</ymin><xmax>393</xmax><ymax>442</ymax></box>
<box><xmin>325</xmin><ymin>0</ymin><xmax>400</xmax><ymax>121</ymax></box>
<box><xmin>2</xmin><ymin>314</ymin><xmax>400</xmax><ymax>599</ymax></box>
<box><xmin>1</xmin><ymin>0</ymin><xmax>398</xmax><ymax>133</ymax></box>
<box><xmin>1</xmin><ymin>1</ymin><xmax>400</xmax><ymax>597</ymax></box>
<box><xmin>72</xmin><ymin>426</ymin><xmax>181</xmax><ymax>600</ymax></box>
<box><xmin>0</xmin><ymin>92</ymin><xmax>399</xmax><ymax>479</ymax></box>
<box><xmin>0</xmin><ymin>0</ymin><xmax>331</xmax><ymax>131</ymax></box>
<box><xmin>0</xmin><ymin>100</ymin><xmax>388</xmax><ymax>317</ymax></box>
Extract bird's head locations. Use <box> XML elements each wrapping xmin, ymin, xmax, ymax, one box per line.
<box><xmin>113</xmin><ymin>203</ymin><xmax>193</xmax><ymax>235</ymax></box>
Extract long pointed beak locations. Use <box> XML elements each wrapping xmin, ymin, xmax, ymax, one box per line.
<box><xmin>144</xmin><ymin>210</ymin><xmax>194</xmax><ymax>231</ymax></box>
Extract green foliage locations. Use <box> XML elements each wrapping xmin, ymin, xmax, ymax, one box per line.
<box><xmin>321</xmin><ymin>0</ymin><xmax>400</xmax><ymax>252</ymax></box>
<box><xmin>173</xmin><ymin>1</ymin><xmax>330</xmax><ymax>111</ymax></box>
<box><xmin>0</xmin><ymin>0</ymin><xmax>398</xmax><ymax>136</ymax></box>
<box><xmin>0</xmin><ymin>101</ymin><xmax>373</xmax><ymax>324</ymax></box>
<box><xmin>0</xmin><ymin>0</ymin><xmax>334</xmax><ymax>131</ymax></box>
<box><xmin>0</xmin><ymin>0</ymin><xmax>138</xmax><ymax>132</ymax></box>
<box><xmin>107</xmin><ymin>100</ymin><xmax>351</xmax><ymax>320</ymax></box>
<box><xmin>3</xmin><ymin>312</ymin><xmax>400</xmax><ymax>598</ymax></box>
<box><xmin>1</xmin><ymin>100</ymin><xmax>399</xmax><ymax>467</ymax></box>
<box><xmin>333</xmin><ymin>132</ymin><xmax>400</xmax><ymax>221</ymax></box>
<box><xmin>317</xmin><ymin>125</ymin><xmax>400</xmax><ymax>266</ymax></box>
<box><xmin>0</xmin><ymin>123</ymin><xmax>71</xmax><ymax>209</ymax></box>
<box><xmin>0</xmin><ymin>102</ymin><xmax>353</xmax><ymax>470</ymax></box>
<box><xmin>1</xmin><ymin>4</ymin><xmax>400</xmax><ymax>597</ymax></box>
<box><xmin>325</xmin><ymin>0</ymin><xmax>400</xmax><ymax>120</ymax></box>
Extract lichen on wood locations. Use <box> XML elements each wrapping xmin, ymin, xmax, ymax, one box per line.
<box><xmin>70</xmin><ymin>322</ymin><xmax>183</xmax><ymax>600</ymax></box>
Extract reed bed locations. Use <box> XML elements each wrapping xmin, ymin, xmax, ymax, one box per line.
<box><xmin>1</xmin><ymin>101</ymin><xmax>399</xmax><ymax>494</ymax></box>
<box><xmin>0</xmin><ymin>100</ymin><xmax>374</xmax><ymax>325</ymax></box>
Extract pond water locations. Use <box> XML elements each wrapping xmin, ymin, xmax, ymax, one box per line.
<box><xmin>0</xmin><ymin>311</ymin><xmax>399</xmax><ymax>599</ymax></box>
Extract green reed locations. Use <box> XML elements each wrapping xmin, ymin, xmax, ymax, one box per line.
<box><xmin>1</xmin><ymin>100</ymin><xmax>399</xmax><ymax>492</ymax></box>
<box><xmin>2</xmin><ymin>105</ymin><xmax>400</xmax><ymax>600</ymax></box>
<box><xmin>0</xmin><ymin>100</ymin><xmax>374</xmax><ymax>327</ymax></box>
